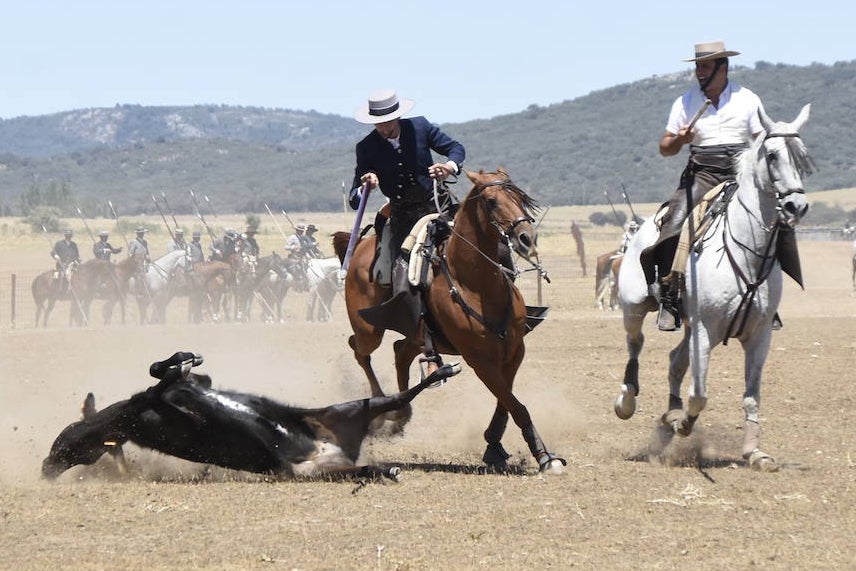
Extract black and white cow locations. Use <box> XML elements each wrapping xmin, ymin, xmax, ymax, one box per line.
<box><xmin>42</xmin><ymin>352</ymin><xmax>459</xmax><ymax>481</ymax></box>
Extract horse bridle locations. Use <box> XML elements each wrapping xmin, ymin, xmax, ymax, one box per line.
<box><xmin>761</xmin><ymin>132</ymin><xmax>810</xmax><ymax>211</ymax></box>
<box><xmin>720</xmin><ymin>131</ymin><xmax>809</xmax><ymax>341</ymax></box>
<box><xmin>477</xmin><ymin>179</ymin><xmax>536</xmax><ymax>239</ymax></box>
<box><xmin>435</xmin><ymin>178</ymin><xmax>536</xmax><ymax>339</ymax></box>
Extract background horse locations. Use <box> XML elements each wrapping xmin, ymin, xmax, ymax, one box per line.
<box><xmin>253</xmin><ymin>253</ymin><xmax>293</xmax><ymax>323</ymax></box>
<box><xmin>305</xmin><ymin>256</ymin><xmax>342</xmax><ymax>322</ymax></box>
<box><xmin>334</xmin><ymin>169</ymin><xmax>564</xmax><ymax>474</ymax></box>
<box><xmin>129</xmin><ymin>250</ymin><xmax>189</xmax><ymax>324</ymax></box>
<box><xmin>595</xmin><ymin>249</ymin><xmax>622</xmax><ymax>310</ymax></box>
<box><xmin>32</xmin><ymin>259</ymin><xmax>119</xmax><ymax>327</ymax></box>
<box><xmin>851</xmin><ymin>252</ymin><xmax>855</xmax><ymax>289</ymax></box>
<box><xmin>614</xmin><ymin>105</ymin><xmax>813</xmax><ymax>472</ymax></box>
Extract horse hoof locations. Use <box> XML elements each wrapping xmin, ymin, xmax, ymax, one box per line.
<box><xmin>614</xmin><ymin>384</ymin><xmax>637</xmax><ymax>420</ymax></box>
<box><xmin>540</xmin><ymin>459</ymin><xmax>566</xmax><ymax>475</ymax></box>
<box><xmin>660</xmin><ymin>409</ymin><xmax>686</xmax><ymax>436</ymax></box>
<box><xmin>746</xmin><ymin>450</ymin><xmax>780</xmax><ymax>473</ymax></box>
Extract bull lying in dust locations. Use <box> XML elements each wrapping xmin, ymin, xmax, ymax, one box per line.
<box><xmin>42</xmin><ymin>352</ymin><xmax>460</xmax><ymax>481</ymax></box>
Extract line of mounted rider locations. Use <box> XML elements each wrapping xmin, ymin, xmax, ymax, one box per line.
<box><xmin>48</xmin><ymin>222</ymin><xmax>325</xmax><ymax>295</ymax></box>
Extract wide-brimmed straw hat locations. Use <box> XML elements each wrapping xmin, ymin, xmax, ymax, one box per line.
<box><xmin>683</xmin><ymin>40</ymin><xmax>740</xmax><ymax>62</ymax></box>
<box><xmin>135</xmin><ymin>227</ymin><xmax>148</xmax><ymax>233</ymax></box>
<box><xmin>98</xmin><ymin>230</ymin><xmax>109</xmax><ymax>237</ymax></box>
<box><xmin>354</xmin><ymin>89</ymin><xmax>415</xmax><ymax>124</ymax></box>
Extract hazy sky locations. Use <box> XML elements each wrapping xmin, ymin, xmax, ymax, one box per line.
<box><xmin>2</xmin><ymin>1</ymin><xmax>851</xmax><ymax>123</ymax></box>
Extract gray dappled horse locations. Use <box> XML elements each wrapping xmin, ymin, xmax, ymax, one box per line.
<box><xmin>614</xmin><ymin>105</ymin><xmax>813</xmax><ymax>472</ymax></box>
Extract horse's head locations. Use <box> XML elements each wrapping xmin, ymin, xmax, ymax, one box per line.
<box><xmin>464</xmin><ymin>168</ymin><xmax>540</xmax><ymax>260</ymax></box>
<box><xmin>750</xmin><ymin>104</ymin><xmax>814</xmax><ymax>228</ymax></box>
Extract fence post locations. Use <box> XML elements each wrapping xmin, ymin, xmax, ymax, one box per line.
<box><xmin>10</xmin><ymin>273</ymin><xmax>16</xmax><ymax>329</ymax></box>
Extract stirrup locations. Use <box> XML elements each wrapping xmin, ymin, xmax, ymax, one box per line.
<box><xmin>657</xmin><ymin>303</ymin><xmax>681</xmax><ymax>331</ymax></box>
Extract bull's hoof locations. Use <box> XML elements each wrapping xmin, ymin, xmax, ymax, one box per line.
<box><xmin>384</xmin><ymin>466</ymin><xmax>402</xmax><ymax>482</ymax></box>
<box><xmin>614</xmin><ymin>384</ymin><xmax>637</xmax><ymax>420</ymax></box>
<box><xmin>746</xmin><ymin>449</ymin><xmax>780</xmax><ymax>473</ymax></box>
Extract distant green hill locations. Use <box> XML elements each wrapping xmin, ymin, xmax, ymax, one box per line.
<box><xmin>0</xmin><ymin>60</ymin><xmax>852</xmax><ymax>215</ymax></box>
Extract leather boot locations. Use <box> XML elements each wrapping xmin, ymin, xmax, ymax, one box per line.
<box><xmin>358</xmin><ymin>258</ymin><xmax>421</xmax><ymax>337</ymax></box>
<box><xmin>657</xmin><ymin>273</ymin><xmax>682</xmax><ymax>332</ymax></box>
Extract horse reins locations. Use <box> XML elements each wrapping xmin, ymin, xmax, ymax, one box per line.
<box><xmin>719</xmin><ymin>132</ymin><xmax>807</xmax><ymax>342</ymax></box>
<box><xmin>435</xmin><ymin>178</ymin><xmax>535</xmax><ymax>339</ymax></box>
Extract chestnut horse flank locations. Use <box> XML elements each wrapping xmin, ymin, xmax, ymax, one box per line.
<box><xmin>31</xmin><ymin>257</ymin><xmax>133</xmax><ymax>327</ymax></box>
<box><xmin>333</xmin><ymin>169</ymin><xmax>565</xmax><ymax>474</ymax></box>
<box><xmin>595</xmin><ymin>249</ymin><xmax>622</xmax><ymax>310</ymax></box>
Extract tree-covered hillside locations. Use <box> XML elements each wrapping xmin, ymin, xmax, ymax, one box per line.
<box><xmin>0</xmin><ymin>60</ymin><xmax>853</xmax><ymax>215</ymax></box>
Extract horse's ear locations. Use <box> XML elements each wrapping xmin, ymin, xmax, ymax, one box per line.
<box><xmin>757</xmin><ymin>106</ymin><xmax>773</xmax><ymax>132</ymax></box>
<box><xmin>465</xmin><ymin>170</ymin><xmax>479</xmax><ymax>184</ymax></box>
<box><xmin>497</xmin><ymin>167</ymin><xmax>508</xmax><ymax>177</ymax></box>
<box><xmin>792</xmin><ymin>103</ymin><xmax>811</xmax><ymax>131</ymax></box>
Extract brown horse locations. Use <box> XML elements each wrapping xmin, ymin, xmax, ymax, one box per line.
<box><xmin>32</xmin><ymin>259</ymin><xmax>122</xmax><ymax>327</ymax></box>
<box><xmin>182</xmin><ymin>260</ymin><xmax>234</xmax><ymax>323</ymax></box>
<box><xmin>333</xmin><ymin>169</ymin><xmax>564</xmax><ymax>474</ymax></box>
<box><xmin>595</xmin><ymin>249</ymin><xmax>622</xmax><ymax>310</ymax></box>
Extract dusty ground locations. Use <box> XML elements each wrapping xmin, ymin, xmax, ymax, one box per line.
<box><xmin>1</xmin><ymin>238</ymin><xmax>855</xmax><ymax>570</ymax></box>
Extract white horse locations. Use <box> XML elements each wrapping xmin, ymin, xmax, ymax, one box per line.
<box><xmin>614</xmin><ymin>105</ymin><xmax>813</xmax><ymax>472</ymax></box>
<box><xmin>129</xmin><ymin>249</ymin><xmax>190</xmax><ymax>324</ymax></box>
<box><xmin>305</xmin><ymin>256</ymin><xmax>343</xmax><ymax>321</ymax></box>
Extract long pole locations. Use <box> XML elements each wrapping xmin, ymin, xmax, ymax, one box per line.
<box><xmin>603</xmin><ymin>190</ymin><xmax>622</xmax><ymax>226</ymax></box>
<box><xmin>341</xmin><ymin>183</ymin><xmax>370</xmax><ymax>274</ymax></box>
<box><xmin>152</xmin><ymin>195</ymin><xmax>175</xmax><ymax>241</ymax></box>
<box><xmin>620</xmin><ymin>183</ymin><xmax>638</xmax><ymax>223</ymax></box>
<box><xmin>190</xmin><ymin>190</ymin><xmax>218</xmax><ymax>245</ymax></box>
<box><xmin>264</xmin><ymin>203</ymin><xmax>288</xmax><ymax>241</ymax></box>
<box><xmin>160</xmin><ymin>192</ymin><xmax>181</xmax><ymax>231</ymax></box>
<box><xmin>107</xmin><ymin>200</ymin><xmax>130</xmax><ymax>250</ymax></box>
<box><xmin>280</xmin><ymin>208</ymin><xmax>299</xmax><ymax>233</ymax></box>
<box><xmin>75</xmin><ymin>207</ymin><xmax>97</xmax><ymax>245</ymax></box>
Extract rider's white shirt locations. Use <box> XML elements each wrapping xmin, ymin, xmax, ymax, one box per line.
<box><xmin>666</xmin><ymin>81</ymin><xmax>763</xmax><ymax>146</ymax></box>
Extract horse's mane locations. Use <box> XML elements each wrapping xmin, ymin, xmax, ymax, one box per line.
<box><xmin>467</xmin><ymin>171</ymin><xmax>540</xmax><ymax>218</ymax></box>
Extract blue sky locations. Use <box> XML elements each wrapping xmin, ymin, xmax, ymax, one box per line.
<box><xmin>2</xmin><ymin>0</ymin><xmax>852</xmax><ymax>124</ymax></box>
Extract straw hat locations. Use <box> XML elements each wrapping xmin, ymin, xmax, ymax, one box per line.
<box><xmin>683</xmin><ymin>40</ymin><xmax>740</xmax><ymax>62</ymax></box>
<box><xmin>354</xmin><ymin>89</ymin><xmax>415</xmax><ymax>124</ymax></box>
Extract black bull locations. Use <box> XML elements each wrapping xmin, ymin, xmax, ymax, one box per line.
<box><xmin>42</xmin><ymin>352</ymin><xmax>460</xmax><ymax>481</ymax></box>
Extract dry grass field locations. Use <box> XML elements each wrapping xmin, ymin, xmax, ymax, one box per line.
<box><xmin>1</xmin><ymin>201</ymin><xmax>855</xmax><ymax>570</ymax></box>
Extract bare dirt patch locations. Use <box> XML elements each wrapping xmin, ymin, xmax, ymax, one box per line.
<box><xmin>1</xmin><ymin>240</ymin><xmax>855</xmax><ymax>570</ymax></box>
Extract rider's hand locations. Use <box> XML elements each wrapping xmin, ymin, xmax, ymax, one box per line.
<box><xmin>429</xmin><ymin>163</ymin><xmax>450</xmax><ymax>180</ymax></box>
<box><xmin>360</xmin><ymin>172</ymin><xmax>379</xmax><ymax>190</ymax></box>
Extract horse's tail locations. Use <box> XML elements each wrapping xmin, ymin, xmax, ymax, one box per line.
<box><xmin>331</xmin><ymin>231</ymin><xmax>353</xmax><ymax>264</ymax></box>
